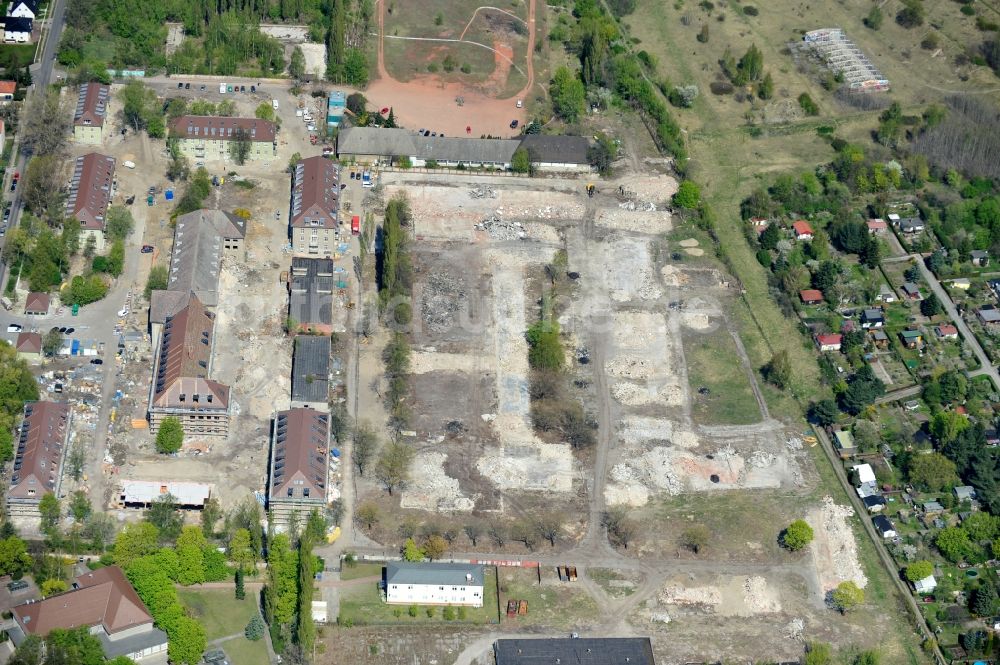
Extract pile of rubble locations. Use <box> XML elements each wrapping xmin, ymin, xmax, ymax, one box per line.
<box><xmin>469</xmin><ymin>185</ymin><xmax>498</xmax><ymax>199</ymax></box>
<box><xmin>618</xmin><ymin>199</ymin><xmax>657</xmax><ymax>211</ymax></box>
<box><xmin>420</xmin><ymin>272</ymin><xmax>468</xmax><ymax>332</ymax></box>
<box><xmin>742</xmin><ymin>576</ymin><xmax>781</xmax><ymax>613</ymax></box>
<box><xmin>476</xmin><ymin>215</ymin><xmax>528</xmax><ymax>241</ymax></box>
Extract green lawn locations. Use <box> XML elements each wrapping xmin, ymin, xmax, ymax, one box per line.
<box><xmin>497</xmin><ymin>568</ymin><xmax>600</xmax><ymax>629</ymax></box>
<box><xmin>0</xmin><ymin>44</ymin><xmax>36</xmax><ymax>70</ymax></box>
<box><xmin>339</xmin><ymin>562</ymin><xmax>382</xmax><ymax>581</ymax></box>
<box><xmin>220</xmin><ymin>637</ymin><xmax>269</xmax><ymax>665</ymax></box>
<box><xmin>337</xmin><ymin>567</ymin><xmax>500</xmax><ymax>626</ymax></box>
<box><xmin>178</xmin><ymin>589</ymin><xmax>260</xmax><ymax>640</ymax></box>
<box><xmin>683</xmin><ymin>324</ymin><xmax>762</xmax><ymax>425</ymax></box>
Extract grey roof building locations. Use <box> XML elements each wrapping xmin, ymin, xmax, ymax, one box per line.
<box><xmin>291</xmin><ymin>335</ymin><xmax>330</xmax><ymax>409</ymax></box>
<box><xmin>289</xmin><ymin>257</ymin><xmax>335</xmax><ymax>333</ymax></box>
<box><xmin>337</xmin><ymin>127</ymin><xmax>520</xmax><ymax>168</ymax></box>
<box><xmin>518</xmin><ymin>134</ymin><xmax>592</xmax><ymax>170</ymax></box>
<box><xmin>495</xmin><ymin>638</ymin><xmax>656</xmax><ymax>665</ymax></box>
<box><xmin>385</xmin><ymin>562</ymin><xmax>484</xmax><ymax>587</ymax></box>
<box><xmin>168</xmin><ymin>209</ymin><xmax>246</xmax><ymax>307</ymax></box>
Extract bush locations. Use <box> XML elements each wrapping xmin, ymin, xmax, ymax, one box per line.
<box><xmin>442</xmin><ymin>606</ymin><xmax>456</xmax><ymax>620</ymax></box>
<box><xmin>408</xmin><ymin>605</ymin><xmax>418</xmax><ymax>617</ymax></box>
<box><xmin>425</xmin><ymin>606</ymin><xmax>435</xmax><ymax>618</ymax></box>
<box><xmin>905</xmin><ymin>560</ymin><xmax>934</xmax><ymax>582</ymax></box>
<box><xmin>962</xmin><ymin>4</ymin><xmax>976</xmax><ymax>15</ymax></box>
<box><xmin>782</xmin><ymin>519</ymin><xmax>814</xmax><ymax>550</ymax></box>
<box><xmin>245</xmin><ymin>614</ymin><xmax>265</xmax><ymax>641</ymax></box>
<box><xmin>155</xmin><ymin>417</ymin><xmax>184</xmax><ymax>454</ymax></box>
<box><xmin>742</xmin><ymin>5</ymin><xmax>758</xmax><ymax>15</ymax></box>
<box><xmin>798</xmin><ymin>93</ymin><xmax>819</xmax><ymax>115</ymax></box>
<box><xmin>526</xmin><ymin>321</ymin><xmax>564</xmax><ymax>370</ymax></box>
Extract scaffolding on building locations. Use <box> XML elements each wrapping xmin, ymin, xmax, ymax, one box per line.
<box><xmin>802</xmin><ymin>28</ymin><xmax>889</xmax><ymax>92</ymax></box>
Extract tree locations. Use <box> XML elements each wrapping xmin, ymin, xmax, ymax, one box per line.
<box><xmin>961</xmin><ymin>512</ymin><xmax>999</xmax><ymax>542</ymax></box>
<box><xmin>176</xmin><ymin>526</ymin><xmax>206</xmax><ymax>585</ymax></box>
<box><xmin>424</xmin><ymin>535</ymin><xmax>448</xmax><ymax>560</ymax></box>
<box><xmin>235</xmin><ymin>568</ymin><xmax>245</xmax><ymax>600</ymax></box>
<box><xmin>864</xmin><ymin>5</ymin><xmax>884</xmax><ymax>29</ymax></box>
<box><xmin>245</xmin><ymin>614</ymin><xmax>265</xmax><ymax>641</ymax></box>
<box><xmin>263</xmin><ymin>533</ymin><xmax>297</xmax><ymax>627</ymax></box>
<box><xmin>896</xmin><ymin>0</ymin><xmax>925</xmax><ymax>27</ymax></box>
<box><xmin>228</xmin><ymin>528</ymin><xmax>254</xmax><ymax>572</ymax></box>
<box><xmin>156</xmin><ymin>417</ymin><xmax>184</xmax><ymax>453</ymax></box>
<box><xmin>905</xmin><ymin>560</ymin><xmax>934</xmax><ymax>582</ymax></box>
<box><xmin>511</xmin><ymin>147</ymin><xmax>531</xmax><ymax>174</ymax></box>
<box><xmin>681</xmin><ymin>524</ymin><xmax>710</xmax><ymax>554</ymax></box>
<box><xmin>69</xmin><ymin>490</ymin><xmax>91</xmax><ymax>522</ymax></box>
<box><xmin>255</xmin><ymin>102</ymin><xmax>276</xmax><ymax>122</ymax></box>
<box><xmin>201</xmin><ymin>496</ymin><xmax>221</xmax><ymax>538</ymax></box>
<box><xmin>168</xmin><ymin>616</ymin><xmax>206</xmax><ymax>665</ymax></box>
<box><xmin>289</xmin><ymin>46</ymin><xmax>306</xmax><ymax>80</ymax></box>
<box><xmin>603</xmin><ymin>507</ymin><xmax>638</xmax><ymax>549</ymax></box>
<box><xmin>908</xmin><ymin>452</ymin><xmax>959</xmax><ymax>491</ymax></box>
<box><xmin>295</xmin><ymin>536</ymin><xmax>315</xmax><ymax>654</ymax></box>
<box><xmin>758</xmin><ymin>72</ymin><xmax>774</xmax><ymax>100</ymax></box>
<box><xmin>0</xmin><ymin>536</ymin><xmax>33</xmax><ymax>576</ymax></box>
<box><xmin>736</xmin><ymin>43</ymin><xmax>764</xmax><ymax>83</ymax></box>
<box><xmin>374</xmin><ymin>441</ymin><xmax>415</xmax><ymax>495</ymax></box>
<box><xmin>550</xmin><ymin>66</ymin><xmax>586</xmax><ymax>122</ymax></box>
<box><xmin>146</xmin><ymin>493</ymin><xmax>183</xmax><ymax>543</ymax></box>
<box><xmin>920</xmin><ymin>293</ymin><xmax>943</xmax><ymax>317</ymax></box>
<box><xmin>464</xmin><ymin>522</ymin><xmax>483</xmax><ymax>546</ymax></box>
<box><xmin>673</xmin><ymin>180</ymin><xmax>701</xmax><ymax>209</ymax></box>
<box><xmin>697</xmin><ymin>23</ymin><xmax>709</xmax><ymax>43</ymax></box>
<box><xmin>346</xmin><ymin>93</ymin><xmax>367</xmax><ymax>117</ymax></box>
<box><xmin>782</xmin><ymin>519</ymin><xmax>814</xmax><ymax>550</ymax></box>
<box><xmin>229</xmin><ymin>128</ymin><xmax>252</xmax><ymax>165</ymax></box>
<box><xmin>39</xmin><ymin>493</ymin><xmax>60</xmax><ymax>535</ymax></box>
<box><xmin>118</xmin><ymin>80</ymin><xmax>162</xmax><ymax>136</ymax></box>
<box><xmin>535</xmin><ymin>513</ymin><xmax>563</xmax><ymax>546</ymax></box>
<box><xmin>41</xmin><ymin>578</ymin><xmax>68</xmax><ymax>596</ymax></box>
<box><xmin>114</xmin><ymin>522</ymin><xmax>160</xmax><ymax>569</ymax></box>
<box><xmin>935</xmin><ymin>526</ymin><xmax>973</xmax><ymax>562</ymax></box>
<box><xmin>22</xmin><ymin>154</ymin><xmax>62</xmax><ymax>218</ymax></box>
<box><xmin>355</xmin><ymin>501</ymin><xmax>380</xmax><ymax>531</ymax></box>
<box><xmin>763</xmin><ymin>350</ymin><xmax>792</xmax><ymax>390</ymax></box>
<box><xmin>105</xmin><ymin>206</ymin><xmax>134</xmax><ymax>242</ymax></box>
<box><xmin>21</xmin><ymin>90</ymin><xmax>70</xmax><ymax>157</ymax></box>
<box><xmin>972</xmin><ymin>581</ymin><xmax>997</xmax><ymax>616</ymax></box>
<box><xmin>831</xmin><ymin>581</ymin><xmax>864</xmax><ymax>613</ymax></box>
<box><xmin>402</xmin><ymin>537</ymin><xmax>424</xmax><ymax>561</ymax></box>
<box><xmin>353</xmin><ymin>423</ymin><xmax>378</xmax><ymax>476</ymax></box>
<box><xmin>42</xmin><ymin>329</ymin><xmax>63</xmax><ymax>357</ymax></box>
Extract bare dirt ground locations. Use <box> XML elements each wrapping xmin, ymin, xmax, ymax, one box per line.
<box><xmin>365</xmin><ymin>0</ymin><xmax>536</xmax><ymax>137</ymax></box>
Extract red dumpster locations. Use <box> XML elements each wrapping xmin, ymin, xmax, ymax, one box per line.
<box><xmin>351</xmin><ymin>215</ymin><xmax>360</xmax><ymax>235</ymax></box>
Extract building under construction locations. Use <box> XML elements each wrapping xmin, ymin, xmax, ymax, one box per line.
<box><xmin>803</xmin><ymin>28</ymin><xmax>889</xmax><ymax>92</ymax></box>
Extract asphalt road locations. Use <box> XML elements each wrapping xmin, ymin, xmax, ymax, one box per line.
<box><xmin>0</xmin><ymin>0</ymin><xmax>68</xmax><ymax>286</ymax></box>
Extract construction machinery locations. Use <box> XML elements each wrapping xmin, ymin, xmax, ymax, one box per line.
<box><xmin>586</xmin><ymin>183</ymin><xmax>595</xmax><ymax>198</ymax></box>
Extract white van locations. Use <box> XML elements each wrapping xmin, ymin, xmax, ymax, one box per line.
<box><xmin>272</xmin><ymin>99</ymin><xmax>279</xmax><ymax>110</ymax></box>
<box><xmin>122</xmin><ymin>160</ymin><xmax>136</xmax><ymax>169</ymax></box>
<box><xmin>219</xmin><ymin>83</ymin><xmax>226</xmax><ymax>94</ymax></box>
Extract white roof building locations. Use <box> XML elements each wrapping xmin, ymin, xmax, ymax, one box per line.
<box><xmin>853</xmin><ymin>463</ymin><xmax>876</xmax><ymax>485</ymax></box>
<box><xmin>913</xmin><ymin>575</ymin><xmax>937</xmax><ymax>594</ymax></box>
<box><xmin>120</xmin><ymin>481</ymin><xmax>213</xmax><ymax>507</ymax></box>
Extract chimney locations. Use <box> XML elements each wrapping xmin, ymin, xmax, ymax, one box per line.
<box><xmin>466</xmin><ymin>573</ymin><xmax>472</xmax><ymax>582</ymax></box>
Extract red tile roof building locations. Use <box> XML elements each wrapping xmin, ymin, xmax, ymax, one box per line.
<box><xmin>169</xmin><ymin>115</ymin><xmax>277</xmax><ymax>162</ymax></box>
<box><xmin>147</xmin><ymin>294</ymin><xmax>231</xmax><ymax>437</ymax></box>
<box><xmin>0</xmin><ymin>80</ymin><xmax>16</xmax><ymax>101</ymax></box>
<box><xmin>65</xmin><ymin>152</ymin><xmax>115</xmax><ymax>251</ymax></box>
<box><xmin>12</xmin><ymin>566</ymin><xmax>167</xmax><ymax>661</ymax></box>
<box><xmin>792</xmin><ymin>220</ymin><xmax>814</xmax><ymax>239</ymax></box>
<box><xmin>799</xmin><ymin>289</ymin><xmax>823</xmax><ymax>304</ymax></box>
<box><xmin>815</xmin><ymin>333</ymin><xmax>842</xmax><ymax>351</ymax></box>
<box><xmin>290</xmin><ymin>156</ymin><xmax>340</xmax><ymax>257</ymax></box>
<box><xmin>14</xmin><ymin>331</ymin><xmax>41</xmax><ymax>356</ymax></box>
<box><xmin>73</xmin><ymin>82</ymin><xmax>110</xmax><ymax>144</ymax></box>
<box><xmin>6</xmin><ymin>401</ymin><xmax>70</xmax><ymax>517</ymax></box>
<box><xmin>268</xmin><ymin>408</ymin><xmax>330</xmax><ymax>530</ymax></box>
<box><xmin>24</xmin><ymin>291</ymin><xmax>49</xmax><ymax>315</ymax></box>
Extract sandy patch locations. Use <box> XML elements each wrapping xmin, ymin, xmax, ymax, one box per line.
<box><xmin>684</xmin><ymin>247</ymin><xmax>705</xmax><ymax>256</ymax></box>
<box><xmin>612</xmin><ymin>311</ymin><xmax>668</xmax><ymax>348</ymax></box>
<box><xmin>401</xmin><ymin>451</ymin><xmax>476</xmax><ymax>512</ymax></box>
<box><xmin>476</xmin><ymin>442</ymin><xmax>573</xmax><ymax>492</ymax></box>
<box><xmin>604</xmin><ymin>481</ymin><xmax>650</xmax><ymax>507</ymax></box>
<box><xmin>604</xmin><ymin>238</ymin><xmax>662</xmax><ymax>302</ymax></box>
<box><xmin>808</xmin><ymin>496</ymin><xmax>868</xmax><ymax>592</ymax></box>
<box><xmin>410</xmin><ymin>350</ymin><xmax>488</xmax><ymax>374</ymax></box>
<box><xmin>678</xmin><ymin>238</ymin><xmax>700</xmax><ymax>247</ymax></box>
<box><xmin>680</xmin><ymin>312</ymin><xmax>713</xmax><ymax>330</ymax></box>
<box><xmin>657</xmin><ymin>575</ymin><xmax>782</xmax><ymax>616</ymax></box>
<box><xmin>612</xmin><ymin>381</ymin><xmax>684</xmax><ymax>407</ymax></box>
<box><xmin>595</xmin><ymin>209</ymin><xmax>673</xmax><ymax>234</ymax></box>
<box><xmin>660</xmin><ymin>264</ymin><xmax>690</xmax><ymax>287</ymax></box>
<box><xmin>606</xmin><ymin>355</ymin><xmax>660</xmax><ymax>381</ymax></box>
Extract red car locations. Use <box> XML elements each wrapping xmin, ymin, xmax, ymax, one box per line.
<box><xmin>380</xmin><ymin>107</ymin><xmax>389</xmax><ymax>115</ymax></box>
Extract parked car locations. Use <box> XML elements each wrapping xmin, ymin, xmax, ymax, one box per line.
<box><xmin>90</xmin><ymin>358</ymin><xmax>103</xmax><ymax>365</ymax></box>
<box><xmin>140</xmin><ymin>244</ymin><xmax>154</xmax><ymax>253</ymax></box>
<box><xmin>240</xmin><ymin>85</ymin><xmax>245</xmax><ymax>93</ymax></box>
<box><xmin>185</xmin><ymin>82</ymin><xmax>190</xmax><ymax>89</ymax></box>
<box><xmin>64</xmin><ymin>327</ymin><xmax>74</xmax><ymax>335</ymax></box>
<box><xmin>516</xmin><ymin>99</ymin><xmax>523</xmax><ymax>108</ymax></box>
<box><xmin>177</xmin><ymin>82</ymin><xmax>184</xmax><ymax>88</ymax></box>
<box><xmin>200</xmin><ymin>84</ymin><xmax>206</xmax><ymax>91</ymax></box>
<box><xmin>6</xmin><ymin>324</ymin><xmax>21</xmax><ymax>333</ymax></box>
<box><xmin>510</xmin><ymin>119</ymin><xmax>519</xmax><ymax>129</ymax></box>
<box><xmin>250</xmin><ymin>85</ymin><xmax>256</xmax><ymax>93</ymax></box>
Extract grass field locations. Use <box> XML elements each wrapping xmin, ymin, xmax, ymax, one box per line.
<box><xmin>497</xmin><ymin>568</ymin><xmax>600</xmax><ymax>629</ymax></box>
<box><xmin>220</xmin><ymin>636</ymin><xmax>270</xmax><ymax>665</ymax></box>
<box><xmin>337</xmin><ymin>568</ymin><xmax>500</xmax><ymax>625</ymax></box>
<box><xmin>178</xmin><ymin>589</ymin><xmax>261</xmax><ymax>640</ymax></box>
<box><xmin>0</xmin><ymin>44</ymin><xmax>36</xmax><ymax>70</ymax></box>
<box><xmin>683</xmin><ymin>322</ymin><xmax>762</xmax><ymax>425</ymax></box>
<box><xmin>340</xmin><ymin>562</ymin><xmax>383</xmax><ymax>581</ymax></box>
<box><xmin>586</xmin><ymin>568</ymin><xmax>639</xmax><ymax>598</ymax></box>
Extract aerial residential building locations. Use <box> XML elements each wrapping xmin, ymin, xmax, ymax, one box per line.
<box><xmin>337</xmin><ymin>127</ymin><xmax>520</xmax><ymax>169</ymax></box>
<box><xmin>517</xmin><ymin>134</ymin><xmax>593</xmax><ymax>172</ymax></box>
<box><xmin>7</xmin><ymin>0</ymin><xmax>37</xmax><ymax>20</ymax></box>
<box><xmin>73</xmin><ymin>82</ymin><xmax>110</xmax><ymax>145</ymax></box>
<box><xmin>6</xmin><ymin>401</ymin><xmax>70</xmax><ymax>519</ymax></box>
<box><xmin>901</xmin><ymin>282</ymin><xmax>921</xmax><ymax>300</ymax></box>
<box><xmin>168</xmin><ymin>115</ymin><xmax>277</xmax><ymax>162</ymax></box>
<box><xmin>792</xmin><ymin>220</ymin><xmax>814</xmax><ymax>240</ymax></box>
<box><xmin>971</xmin><ymin>250</ymin><xmax>990</xmax><ymax>267</ymax></box>
<box><xmin>861</xmin><ymin>308</ymin><xmax>885</xmax><ymax>329</ymax></box>
<box><xmin>65</xmin><ymin>153</ymin><xmax>115</xmax><ymax>251</ymax></box>
<box><xmin>0</xmin><ymin>80</ymin><xmax>14</xmax><ymax>102</ymax></box>
<box><xmin>384</xmin><ymin>562</ymin><xmax>485</xmax><ymax>607</ymax></box>
<box><xmin>147</xmin><ymin>295</ymin><xmax>231</xmax><ymax>437</ymax></box>
<box><xmin>288</xmin><ymin>257</ymin><xmax>335</xmax><ymax>334</ymax></box>
<box><xmin>978</xmin><ymin>307</ymin><xmax>1000</xmax><ymax>326</ymax></box>
<box><xmin>290</xmin><ymin>155</ymin><xmax>340</xmax><ymax>257</ymax></box>
<box><xmin>10</xmin><ymin>566</ymin><xmax>168</xmax><ymax>661</ymax></box>
<box><xmin>799</xmin><ymin>289</ymin><xmax>823</xmax><ymax>305</ymax></box>
<box><xmin>14</xmin><ymin>331</ymin><xmax>41</xmax><ymax>362</ymax></box>
<box><xmin>267</xmin><ymin>407</ymin><xmax>330</xmax><ymax>530</ymax></box>
<box><xmin>291</xmin><ymin>335</ymin><xmax>330</xmax><ymax>410</ymax></box>
<box><xmin>815</xmin><ymin>333</ymin><xmax>842</xmax><ymax>352</ymax></box>
<box><xmin>164</xmin><ymin>208</ymin><xmax>246</xmax><ymax>308</ymax></box>
<box><xmin>2</xmin><ymin>16</ymin><xmax>31</xmax><ymax>43</ymax></box>
<box><xmin>872</xmin><ymin>515</ymin><xmax>896</xmax><ymax>539</ymax></box>
<box><xmin>866</xmin><ymin>218</ymin><xmax>887</xmax><ymax>234</ymax></box>
<box><xmin>936</xmin><ymin>325</ymin><xmax>958</xmax><ymax>340</ymax></box>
